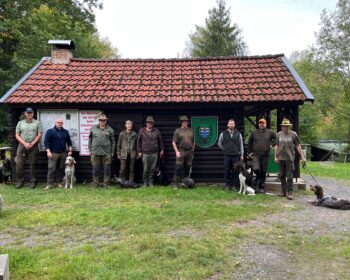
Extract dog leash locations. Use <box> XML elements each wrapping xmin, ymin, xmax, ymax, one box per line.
<box><xmin>302</xmin><ymin>162</ymin><xmax>319</xmax><ymax>185</ymax></box>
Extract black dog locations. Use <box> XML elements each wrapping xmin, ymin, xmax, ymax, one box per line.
<box><xmin>153</xmin><ymin>157</ymin><xmax>170</xmax><ymax>186</ymax></box>
<box><xmin>309</xmin><ymin>185</ymin><xmax>350</xmax><ymax>210</ymax></box>
<box><xmin>111</xmin><ymin>177</ymin><xmax>140</xmax><ymax>189</ymax></box>
<box><xmin>0</xmin><ymin>159</ymin><xmax>13</xmax><ymax>184</ymax></box>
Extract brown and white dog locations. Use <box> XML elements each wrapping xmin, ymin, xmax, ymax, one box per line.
<box><xmin>309</xmin><ymin>185</ymin><xmax>350</xmax><ymax>210</ymax></box>
<box><xmin>64</xmin><ymin>156</ymin><xmax>76</xmax><ymax>189</ymax></box>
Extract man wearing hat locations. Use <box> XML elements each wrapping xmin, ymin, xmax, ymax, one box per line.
<box><xmin>172</xmin><ymin>115</ymin><xmax>195</xmax><ymax>189</ymax></box>
<box><xmin>248</xmin><ymin>118</ymin><xmax>276</xmax><ymax>193</ymax></box>
<box><xmin>15</xmin><ymin>107</ymin><xmax>43</xmax><ymax>188</ymax></box>
<box><xmin>88</xmin><ymin>113</ymin><xmax>115</xmax><ymax>188</ymax></box>
<box><xmin>274</xmin><ymin>118</ymin><xmax>306</xmax><ymax>200</ymax></box>
<box><xmin>137</xmin><ymin>116</ymin><xmax>164</xmax><ymax>187</ymax></box>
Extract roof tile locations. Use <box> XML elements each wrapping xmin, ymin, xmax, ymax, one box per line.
<box><xmin>4</xmin><ymin>55</ymin><xmax>308</xmax><ymax>104</ymax></box>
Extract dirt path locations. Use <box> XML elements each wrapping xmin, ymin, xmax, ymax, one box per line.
<box><xmin>231</xmin><ymin>176</ymin><xmax>350</xmax><ymax>280</ymax></box>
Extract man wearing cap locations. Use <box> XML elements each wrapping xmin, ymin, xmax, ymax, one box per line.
<box><xmin>15</xmin><ymin>107</ymin><xmax>43</xmax><ymax>188</ymax></box>
<box><xmin>117</xmin><ymin>120</ymin><xmax>138</xmax><ymax>183</ymax></box>
<box><xmin>44</xmin><ymin>118</ymin><xmax>73</xmax><ymax>190</ymax></box>
<box><xmin>274</xmin><ymin>118</ymin><xmax>306</xmax><ymax>200</ymax></box>
<box><xmin>172</xmin><ymin>115</ymin><xmax>195</xmax><ymax>189</ymax></box>
<box><xmin>248</xmin><ymin>118</ymin><xmax>276</xmax><ymax>193</ymax></box>
<box><xmin>218</xmin><ymin>119</ymin><xmax>244</xmax><ymax>190</ymax></box>
<box><xmin>88</xmin><ymin>113</ymin><xmax>115</xmax><ymax>189</ymax></box>
<box><xmin>137</xmin><ymin>116</ymin><xmax>164</xmax><ymax>187</ymax></box>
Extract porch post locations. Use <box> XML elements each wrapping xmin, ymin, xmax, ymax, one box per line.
<box><xmin>292</xmin><ymin>105</ymin><xmax>300</xmax><ymax>179</ymax></box>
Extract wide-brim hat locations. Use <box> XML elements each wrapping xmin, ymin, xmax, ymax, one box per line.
<box><xmin>146</xmin><ymin>116</ymin><xmax>155</xmax><ymax>123</ymax></box>
<box><xmin>179</xmin><ymin>115</ymin><xmax>189</xmax><ymax>122</ymax></box>
<box><xmin>280</xmin><ymin>118</ymin><xmax>292</xmax><ymax>126</ymax></box>
<box><xmin>98</xmin><ymin>113</ymin><xmax>108</xmax><ymax>120</ymax></box>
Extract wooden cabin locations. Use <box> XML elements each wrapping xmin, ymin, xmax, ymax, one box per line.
<box><xmin>0</xmin><ymin>40</ymin><xmax>314</xmax><ymax>184</ymax></box>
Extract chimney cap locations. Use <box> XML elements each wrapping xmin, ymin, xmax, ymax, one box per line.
<box><xmin>48</xmin><ymin>40</ymin><xmax>75</xmax><ymax>50</ymax></box>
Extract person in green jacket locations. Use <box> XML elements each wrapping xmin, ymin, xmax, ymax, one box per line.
<box><xmin>15</xmin><ymin>107</ymin><xmax>43</xmax><ymax>189</ymax></box>
<box><xmin>88</xmin><ymin>113</ymin><xmax>115</xmax><ymax>189</ymax></box>
<box><xmin>117</xmin><ymin>120</ymin><xmax>138</xmax><ymax>183</ymax></box>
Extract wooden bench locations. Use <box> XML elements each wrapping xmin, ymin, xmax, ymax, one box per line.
<box><xmin>0</xmin><ymin>254</ymin><xmax>9</xmax><ymax>280</ymax></box>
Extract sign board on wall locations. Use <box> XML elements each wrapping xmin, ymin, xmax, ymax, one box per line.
<box><xmin>79</xmin><ymin>111</ymin><xmax>99</xmax><ymax>156</ymax></box>
<box><xmin>191</xmin><ymin>116</ymin><xmax>218</xmax><ymax>148</ymax></box>
<box><xmin>38</xmin><ymin>110</ymin><xmax>79</xmax><ymax>151</ymax></box>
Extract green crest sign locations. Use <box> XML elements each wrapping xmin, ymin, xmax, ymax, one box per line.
<box><xmin>191</xmin><ymin>116</ymin><xmax>218</xmax><ymax>148</ymax></box>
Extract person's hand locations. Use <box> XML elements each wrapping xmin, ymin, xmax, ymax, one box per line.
<box><xmin>176</xmin><ymin>151</ymin><xmax>181</xmax><ymax>158</ymax></box>
<box><xmin>160</xmin><ymin>150</ymin><xmax>164</xmax><ymax>159</ymax></box>
<box><xmin>68</xmin><ymin>151</ymin><xmax>72</xmax><ymax>156</ymax></box>
<box><xmin>301</xmin><ymin>159</ymin><xmax>307</xmax><ymax>169</ymax></box>
<box><xmin>24</xmin><ymin>142</ymin><xmax>31</xmax><ymax>149</ymax></box>
<box><xmin>117</xmin><ymin>155</ymin><xmax>121</xmax><ymax>160</ymax></box>
<box><xmin>274</xmin><ymin>156</ymin><xmax>279</xmax><ymax>164</ymax></box>
<box><xmin>138</xmin><ymin>152</ymin><xmax>142</xmax><ymax>158</ymax></box>
<box><xmin>47</xmin><ymin>150</ymin><xmax>53</xmax><ymax>159</ymax></box>
<box><xmin>240</xmin><ymin>156</ymin><xmax>244</xmax><ymax>161</ymax></box>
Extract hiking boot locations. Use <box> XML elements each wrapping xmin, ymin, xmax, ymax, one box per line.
<box><xmin>103</xmin><ymin>183</ymin><xmax>109</xmax><ymax>189</ymax></box>
<box><xmin>278</xmin><ymin>191</ymin><xmax>286</xmax><ymax>197</ymax></box>
<box><xmin>57</xmin><ymin>183</ymin><xmax>63</xmax><ymax>188</ymax></box>
<box><xmin>258</xmin><ymin>188</ymin><xmax>265</xmax><ymax>194</ymax></box>
<box><xmin>45</xmin><ymin>185</ymin><xmax>52</xmax><ymax>190</ymax></box>
<box><xmin>16</xmin><ymin>182</ymin><xmax>24</xmax><ymax>189</ymax></box>
<box><xmin>286</xmin><ymin>192</ymin><xmax>294</xmax><ymax>200</ymax></box>
<box><xmin>30</xmin><ymin>182</ymin><xmax>37</xmax><ymax>189</ymax></box>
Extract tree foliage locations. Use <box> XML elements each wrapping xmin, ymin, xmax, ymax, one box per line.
<box><xmin>186</xmin><ymin>0</ymin><xmax>247</xmax><ymax>58</ymax></box>
<box><xmin>0</xmin><ymin>0</ymin><xmax>118</xmax><ymax>98</ymax></box>
<box><xmin>314</xmin><ymin>0</ymin><xmax>350</xmax><ymax>141</ymax></box>
<box><xmin>0</xmin><ymin>0</ymin><xmax>118</xmax><ymax>143</ymax></box>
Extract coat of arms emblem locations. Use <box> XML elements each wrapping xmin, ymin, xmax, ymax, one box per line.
<box><xmin>191</xmin><ymin>116</ymin><xmax>218</xmax><ymax>148</ymax></box>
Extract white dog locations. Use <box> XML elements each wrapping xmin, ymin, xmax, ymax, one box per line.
<box><xmin>238</xmin><ymin>170</ymin><xmax>256</xmax><ymax>196</ymax></box>
<box><xmin>0</xmin><ymin>194</ymin><xmax>3</xmax><ymax>214</ymax></box>
<box><xmin>64</xmin><ymin>156</ymin><xmax>76</xmax><ymax>189</ymax></box>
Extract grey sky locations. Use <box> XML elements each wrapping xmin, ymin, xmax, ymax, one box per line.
<box><xmin>94</xmin><ymin>0</ymin><xmax>337</xmax><ymax>58</ymax></box>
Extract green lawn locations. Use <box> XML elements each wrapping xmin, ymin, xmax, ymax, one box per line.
<box><xmin>301</xmin><ymin>161</ymin><xmax>350</xmax><ymax>180</ymax></box>
<box><xmin>0</xmin><ymin>184</ymin><xmax>283</xmax><ymax>280</ymax></box>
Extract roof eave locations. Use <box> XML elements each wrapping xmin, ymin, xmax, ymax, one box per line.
<box><xmin>0</xmin><ymin>57</ymin><xmax>50</xmax><ymax>103</ymax></box>
<box><xmin>281</xmin><ymin>56</ymin><xmax>315</xmax><ymax>102</ymax></box>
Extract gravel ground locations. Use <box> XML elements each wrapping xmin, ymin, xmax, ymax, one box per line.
<box><xmin>231</xmin><ymin>176</ymin><xmax>350</xmax><ymax>280</ymax></box>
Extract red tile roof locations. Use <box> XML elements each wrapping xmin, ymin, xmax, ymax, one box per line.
<box><xmin>2</xmin><ymin>55</ymin><xmax>312</xmax><ymax>104</ymax></box>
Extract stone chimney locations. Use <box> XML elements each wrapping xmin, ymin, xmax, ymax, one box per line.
<box><xmin>48</xmin><ymin>40</ymin><xmax>75</xmax><ymax>64</ymax></box>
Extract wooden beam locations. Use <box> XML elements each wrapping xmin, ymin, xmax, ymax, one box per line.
<box><xmin>245</xmin><ymin>116</ymin><xmax>256</xmax><ymax>127</ymax></box>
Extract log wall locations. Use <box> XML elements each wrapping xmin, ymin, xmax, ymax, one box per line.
<box><xmin>10</xmin><ymin>104</ymin><xmax>244</xmax><ymax>184</ymax></box>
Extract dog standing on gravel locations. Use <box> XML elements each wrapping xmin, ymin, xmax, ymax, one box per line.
<box><xmin>309</xmin><ymin>185</ymin><xmax>350</xmax><ymax>210</ymax></box>
<box><xmin>64</xmin><ymin>156</ymin><xmax>76</xmax><ymax>189</ymax></box>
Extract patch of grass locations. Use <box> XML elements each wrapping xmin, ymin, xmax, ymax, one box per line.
<box><xmin>0</xmin><ymin>184</ymin><xmax>281</xmax><ymax>279</ymax></box>
<box><xmin>301</xmin><ymin>161</ymin><xmax>350</xmax><ymax>180</ymax></box>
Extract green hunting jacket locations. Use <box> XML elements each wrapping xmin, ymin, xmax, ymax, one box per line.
<box><xmin>88</xmin><ymin>124</ymin><xmax>115</xmax><ymax>156</ymax></box>
<box><xmin>117</xmin><ymin>130</ymin><xmax>138</xmax><ymax>159</ymax></box>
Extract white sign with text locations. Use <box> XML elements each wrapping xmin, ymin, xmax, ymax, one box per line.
<box><xmin>79</xmin><ymin>111</ymin><xmax>99</xmax><ymax>156</ymax></box>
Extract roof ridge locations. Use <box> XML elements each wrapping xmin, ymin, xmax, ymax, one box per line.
<box><xmin>71</xmin><ymin>54</ymin><xmax>285</xmax><ymax>62</ymax></box>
